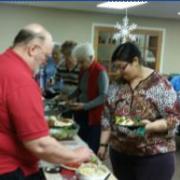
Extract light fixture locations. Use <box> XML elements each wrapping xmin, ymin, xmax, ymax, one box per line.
<box><xmin>97</xmin><ymin>1</ymin><xmax>148</xmax><ymax>10</ymax></box>
<box><xmin>113</xmin><ymin>9</ymin><xmax>137</xmax><ymax>43</ymax></box>
<box><xmin>177</xmin><ymin>12</ymin><xmax>180</xmax><ymax>15</ymax></box>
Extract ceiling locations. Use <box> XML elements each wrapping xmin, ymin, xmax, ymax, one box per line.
<box><xmin>1</xmin><ymin>1</ymin><xmax>180</xmax><ymax>19</ymax></box>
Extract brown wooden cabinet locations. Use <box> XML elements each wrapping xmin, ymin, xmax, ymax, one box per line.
<box><xmin>93</xmin><ymin>26</ymin><xmax>163</xmax><ymax>73</ymax></box>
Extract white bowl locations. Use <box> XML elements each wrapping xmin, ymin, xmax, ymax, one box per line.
<box><xmin>77</xmin><ymin>173</ymin><xmax>109</xmax><ymax>180</ymax></box>
<box><xmin>76</xmin><ymin>163</ymin><xmax>109</xmax><ymax>180</ymax></box>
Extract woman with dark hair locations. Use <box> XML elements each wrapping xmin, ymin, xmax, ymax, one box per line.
<box><xmin>98</xmin><ymin>42</ymin><xmax>180</xmax><ymax>180</ymax></box>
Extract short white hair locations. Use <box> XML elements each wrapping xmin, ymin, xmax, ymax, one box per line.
<box><xmin>72</xmin><ymin>42</ymin><xmax>95</xmax><ymax>62</ymax></box>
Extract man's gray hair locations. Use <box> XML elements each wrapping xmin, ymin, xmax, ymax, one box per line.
<box><xmin>72</xmin><ymin>43</ymin><xmax>95</xmax><ymax>62</ymax></box>
<box><xmin>12</xmin><ymin>23</ymin><xmax>52</xmax><ymax>47</ymax></box>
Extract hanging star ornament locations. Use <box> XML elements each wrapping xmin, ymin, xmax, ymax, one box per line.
<box><xmin>113</xmin><ymin>15</ymin><xmax>137</xmax><ymax>43</ymax></box>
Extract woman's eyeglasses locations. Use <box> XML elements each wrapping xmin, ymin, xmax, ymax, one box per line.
<box><xmin>111</xmin><ymin>63</ymin><xmax>128</xmax><ymax>72</ymax></box>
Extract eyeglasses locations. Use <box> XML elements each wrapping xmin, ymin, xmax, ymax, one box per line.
<box><xmin>111</xmin><ymin>63</ymin><xmax>128</xmax><ymax>72</ymax></box>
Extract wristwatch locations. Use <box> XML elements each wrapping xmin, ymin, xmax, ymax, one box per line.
<box><xmin>100</xmin><ymin>143</ymin><xmax>108</xmax><ymax>147</ymax></box>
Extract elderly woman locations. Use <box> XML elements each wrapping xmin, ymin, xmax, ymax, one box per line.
<box><xmin>99</xmin><ymin>42</ymin><xmax>180</xmax><ymax>180</ymax></box>
<box><xmin>70</xmin><ymin>43</ymin><xmax>109</xmax><ymax>153</ymax></box>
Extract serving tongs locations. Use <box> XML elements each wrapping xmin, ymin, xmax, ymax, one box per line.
<box><xmin>44</xmin><ymin>166</ymin><xmax>61</xmax><ymax>174</ymax></box>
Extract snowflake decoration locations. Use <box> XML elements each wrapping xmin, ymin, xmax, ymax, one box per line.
<box><xmin>113</xmin><ymin>14</ymin><xmax>137</xmax><ymax>43</ymax></box>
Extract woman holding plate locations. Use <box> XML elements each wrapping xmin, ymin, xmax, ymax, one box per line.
<box><xmin>98</xmin><ymin>42</ymin><xmax>180</xmax><ymax>180</ymax></box>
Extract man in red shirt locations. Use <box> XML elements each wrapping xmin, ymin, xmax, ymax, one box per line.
<box><xmin>0</xmin><ymin>24</ymin><xmax>92</xmax><ymax>179</ymax></box>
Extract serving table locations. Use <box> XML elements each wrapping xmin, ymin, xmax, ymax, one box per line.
<box><xmin>40</xmin><ymin>136</ymin><xmax>117</xmax><ymax>180</ymax></box>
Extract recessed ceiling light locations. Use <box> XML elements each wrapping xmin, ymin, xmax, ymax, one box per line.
<box><xmin>177</xmin><ymin>12</ymin><xmax>180</xmax><ymax>15</ymax></box>
<box><xmin>97</xmin><ymin>1</ymin><xmax>148</xmax><ymax>10</ymax></box>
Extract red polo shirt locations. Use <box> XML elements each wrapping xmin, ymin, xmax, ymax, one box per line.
<box><xmin>0</xmin><ymin>49</ymin><xmax>49</xmax><ymax>176</ymax></box>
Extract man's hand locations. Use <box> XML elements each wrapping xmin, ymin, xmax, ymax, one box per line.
<box><xmin>73</xmin><ymin>147</ymin><xmax>93</xmax><ymax>163</ymax></box>
<box><xmin>24</xmin><ymin>136</ymin><xmax>92</xmax><ymax>164</ymax></box>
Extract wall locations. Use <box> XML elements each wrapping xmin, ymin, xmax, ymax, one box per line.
<box><xmin>0</xmin><ymin>4</ymin><xmax>180</xmax><ymax>73</ymax></box>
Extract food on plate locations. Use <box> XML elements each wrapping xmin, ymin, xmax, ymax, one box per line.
<box><xmin>61</xmin><ymin>157</ymin><xmax>109</xmax><ymax>179</ymax></box>
<box><xmin>48</xmin><ymin>115</ymin><xmax>57</xmax><ymax>121</ymax></box>
<box><xmin>114</xmin><ymin>115</ymin><xmax>143</xmax><ymax>127</ymax></box>
<box><xmin>54</xmin><ymin>118</ymin><xmax>73</xmax><ymax>127</ymax></box>
<box><xmin>50</xmin><ymin>123</ymin><xmax>80</xmax><ymax>140</ymax></box>
<box><xmin>61</xmin><ymin>156</ymin><xmax>99</xmax><ymax>171</ymax></box>
<box><xmin>47</xmin><ymin>115</ymin><xmax>79</xmax><ymax>140</ymax></box>
<box><xmin>47</xmin><ymin>116</ymin><xmax>73</xmax><ymax>128</ymax></box>
<box><xmin>76</xmin><ymin>163</ymin><xmax>109</xmax><ymax>180</ymax></box>
<box><xmin>115</xmin><ymin>116</ymin><xmax>134</xmax><ymax>126</ymax></box>
<box><xmin>90</xmin><ymin>156</ymin><xmax>98</xmax><ymax>164</ymax></box>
